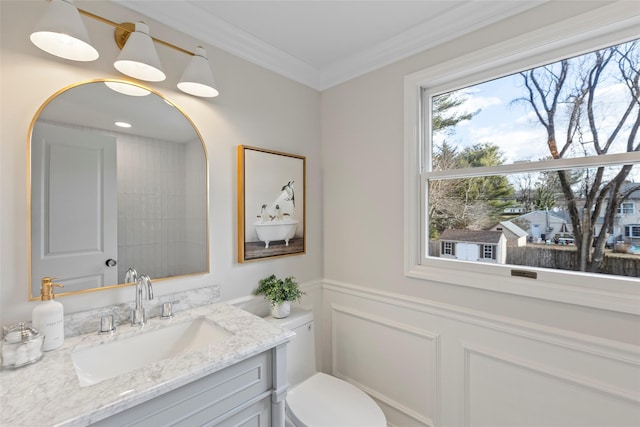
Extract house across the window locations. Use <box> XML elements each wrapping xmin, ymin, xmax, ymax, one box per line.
<box><xmin>439</xmin><ymin>229</ymin><xmax>506</xmax><ymax>264</ymax></box>
<box><xmin>488</xmin><ymin>221</ymin><xmax>527</xmax><ymax>247</ymax></box>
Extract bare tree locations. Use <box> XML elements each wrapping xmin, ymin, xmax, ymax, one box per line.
<box><xmin>519</xmin><ymin>41</ymin><xmax>640</xmax><ymax>272</ymax></box>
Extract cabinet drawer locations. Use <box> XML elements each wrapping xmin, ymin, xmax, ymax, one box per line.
<box><xmin>213</xmin><ymin>395</ymin><xmax>271</xmax><ymax>427</ymax></box>
<box><xmin>92</xmin><ymin>352</ymin><xmax>271</xmax><ymax>426</ymax></box>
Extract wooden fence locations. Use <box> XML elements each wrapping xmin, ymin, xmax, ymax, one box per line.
<box><xmin>428</xmin><ymin>241</ymin><xmax>640</xmax><ymax>277</ymax></box>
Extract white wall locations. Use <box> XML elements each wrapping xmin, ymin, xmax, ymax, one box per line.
<box><xmin>0</xmin><ymin>0</ymin><xmax>322</xmax><ymax>324</ymax></box>
<box><xmin>321</xmin><ymin>1</ymin><xmax>640</xmax><ymax>426</ymax></box>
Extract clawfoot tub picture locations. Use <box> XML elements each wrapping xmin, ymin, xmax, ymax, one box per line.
<box><xmin>238</xmin><ymin>146</ymin><xmax>306</xmax><ymax>262</ymax></box>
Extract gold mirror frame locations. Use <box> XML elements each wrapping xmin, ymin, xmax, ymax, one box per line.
<box><xmin>28</xmin><ymin>79</ymin><xmax>209</xmax><ymax>300</ymax></box>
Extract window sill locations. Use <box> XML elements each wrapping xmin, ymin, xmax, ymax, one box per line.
<box><xmin>406</xmin><ymin>259</ymin><xmax>640</xmax><ymax>315</ymax></box>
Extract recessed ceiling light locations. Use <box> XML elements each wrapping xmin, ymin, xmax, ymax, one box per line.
<box><xmin>114</xmin><ymin>121</ymin><xmax>132</xmax><ymax>128</ymax></box>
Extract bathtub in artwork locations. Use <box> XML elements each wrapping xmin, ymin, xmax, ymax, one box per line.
<box><xmin>254</xmin><ymin>218</ymin><xmax>298</xmax><ymax>248</ymax></box>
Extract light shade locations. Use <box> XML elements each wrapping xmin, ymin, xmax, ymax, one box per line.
<box><xmin>177</xmin><ymin>46</ymin><xmax>219</xmax><ymax>98</ymax></box>
<box><xmin>114</xmin><ymin>22</ymin><xmax>165</xmax><ymax>82</ymax></box>
<box><xmin>30</xmin><ymin>0</ymin><xmax>99</xmax><ymax>61</ymax></box>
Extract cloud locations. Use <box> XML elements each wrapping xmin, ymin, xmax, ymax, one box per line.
<box><xmin>469</xmin><ymin>126</ymin><xmax>548</xmax><ymax>163</ymax></box>
<box><xmin>461</xmin><ymin>93</ymin><xmax>503</xmax><ymax>111</ymax></box>
<box><xmin>515</xmin><ymin>111</ymin><xmax>539</xmax><ymax>125</ymax></box>
<box><xmin>442</xmin><ymin>91</ymin><xmax>503</xmax><ymax>128</ymax></box>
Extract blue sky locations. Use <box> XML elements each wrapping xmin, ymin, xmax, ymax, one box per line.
<box><xmin>446</xmin><ymin>75</ymin><xmax>550</xmax><ymax>164</ymax></box>
<box><xmin>433</xmin><ymin>40</ymin><xmax>637</xmax><ymax>167</ymax></box>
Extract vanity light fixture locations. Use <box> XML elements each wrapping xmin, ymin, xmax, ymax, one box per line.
<box><xmin>114</xmin><ymin>22</ymin><xmax>165</xmax><ymax>82</ymax></box>
<box><xmin>114</xmin><ymin>121</ymin><xmax>132</xmax><ymax>128</ymax></box>
<box><xmin>30</xmin><ymin>0</ymin><xmax>99</xmax><ymax>62</ymax></box>
<box><xmin>177</xmin><ymin>46</ymin><xmax>219</xmax><ymax>98</ymax></box>
<box><xmin>30</xmin><ymin>0</ymin><xmax>219</xmax><ymax>97</ymax></box>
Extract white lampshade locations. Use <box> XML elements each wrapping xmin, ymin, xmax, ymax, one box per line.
<box><xmin>114</xmin><ymin>22</ymin><xmax>165</xmax><ymax>82</ymax></box>
<box><xmin>30</xmin><ymin>0</ymin><xmax>99</xmax><ymax>61</ymax></box>
<box><xmin>177</xmin><ymin>46</ymin><xmax>219</xmax><ymax>97</ymax></box>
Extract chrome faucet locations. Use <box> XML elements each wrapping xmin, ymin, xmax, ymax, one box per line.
<box><xmin>131</xmin><ymin>274</ymin><xmax>153</xmax><ymax>326</ymax></box>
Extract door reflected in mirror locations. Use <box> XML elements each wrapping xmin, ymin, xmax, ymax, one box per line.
<box><xmin>29</xmin><ymin>80</ymin><xmax>209</xmax><ymax>299</ymax></box>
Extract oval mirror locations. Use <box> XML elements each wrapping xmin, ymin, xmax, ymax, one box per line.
<box><xmin>29</xmin><ymin>80</ymin><xmax>209</xmax><ymax>299</ymax></box>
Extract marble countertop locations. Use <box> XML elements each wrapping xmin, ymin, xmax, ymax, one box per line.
<box><xmin>0</xmin><ymin>302</ymin><xmax>294</xmax><ymax>426</ymax></box>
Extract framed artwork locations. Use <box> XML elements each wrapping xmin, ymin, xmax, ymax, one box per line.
<box><xmin>237</xmin><ymin>145</ymin><xmax>306</xmax><ymax>263</ymax></box>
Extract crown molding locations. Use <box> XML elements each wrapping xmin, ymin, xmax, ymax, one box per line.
<box><xmin>317</xmin><ymin>0</ymin><xmax>545</xmax><ymax>90</ymax></box>
<box><xmin>113</xmin><ymin>0</ymin><xmax>321</xmax><ymax>88</ymax></box>
<box><xmin>115</xmin><ymin>0</ymin><xmax>545</xmax><ymax>91</ymax></box>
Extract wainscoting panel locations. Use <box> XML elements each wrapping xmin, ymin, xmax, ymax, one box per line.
<box><xmin>321</xmin><ymin>281</ymin><xmax>640</xmax><ymax>427</ymax></box>
<box><xmin>331</xmin><ymin>304</ymin><xmax>440</xmax><ymax>427</ymax></box>
<box><xmin>463</xmin><ymin>344</ymin><xmax>639</xmax><ymax>427</ymax></box>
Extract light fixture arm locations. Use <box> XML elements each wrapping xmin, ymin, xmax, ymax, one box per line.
<box><xmin>77</xmin><ymin>8</ymin><xmax>194</xmax><ymax>56</ymax></box>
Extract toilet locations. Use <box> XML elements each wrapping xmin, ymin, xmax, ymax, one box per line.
<box><xmin>266</xmin><ymin>307</ymin><xmax>387</xmax><ymax>427</ymax></box>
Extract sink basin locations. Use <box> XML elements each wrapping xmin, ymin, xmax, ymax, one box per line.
<box><xmin>71</xmin><ymin>317</ymin><xmax>233</xmax><ymax>387</ymax></box>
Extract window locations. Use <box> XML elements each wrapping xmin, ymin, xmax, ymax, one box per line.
<box><xmin>425</xmin><ymin>35</ymin><xmax>640</xmax><ymax>278</ymax></box>
<box><xmin>442</xmin><ymin>241</ymin><xmax>455</xmax><ymax>256</ymax></box>
<box><xmin>624</xmin><ymin>225</ymin><xmax>640</xmax><ymax>238</ymax></box>
<box><xmin>617</xmin><ymin>202</ymin><xmax>634</xmax><ymax>215</ymax></box>
<box><xmin>482</xmin><ymin>245</ymin><xmax>495</xmax><ymax>260</ymax></box>
<box><xmin>404</xmin><ymin>5</ymin><xmax>640</xmax><ymax>314</ymax></box>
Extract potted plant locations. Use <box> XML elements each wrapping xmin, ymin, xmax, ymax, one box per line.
<box><xmin>253</xmin><ymin>274</ymin><xmax>304</xmax><ymax>318</ymax></box>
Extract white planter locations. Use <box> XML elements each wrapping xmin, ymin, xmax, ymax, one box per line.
<box><xmin>271</xmin><ymin>301</ymin><xmax>291</xmax><ymax>319</ymax></box>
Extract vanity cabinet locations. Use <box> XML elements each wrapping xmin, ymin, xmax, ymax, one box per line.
<box><xmin>91</xmin><ymin>350</ymin><xmax>280</xmax><ymax>426</ymax></box>
<box><xmin>0</xmin><ymin>302</ymin><xmax>293</xmax><ymax>427</ymax></box>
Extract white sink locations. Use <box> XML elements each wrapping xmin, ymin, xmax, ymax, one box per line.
<box><xmin>71</xmin><ymin>317</ymin><xmax>233</xmax><ymax>387</ymax></box>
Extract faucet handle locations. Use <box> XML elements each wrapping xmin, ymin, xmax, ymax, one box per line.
<box><xmin>99</xmin><ymin>314</ymin><xmax>116</xmax><ymax>335</ymax></box>
<box><xmin>161</xmin><ymin>302</ymin><xmax>173</xmax><ymax>319</ymax></box>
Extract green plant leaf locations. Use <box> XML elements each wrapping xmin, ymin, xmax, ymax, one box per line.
<box><xmin>253</xmin><ymin>274</ymin><xmax>305</xmax><ymax>306</ymax></box>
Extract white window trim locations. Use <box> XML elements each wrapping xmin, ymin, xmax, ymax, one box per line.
<box><xmin>482</xmin><ymin>245</ymin><xmax>494</xmax><ymax>260</ymax></box>
<box><xmin>404</xmin><ymin>2</ymin><xmax>640</xmax><ymax>315</ymax></box>
<box><xmin>618</xmin><ymin>202</ymin><xmax>634</xmax><ymax>215</ymax></box>
<box><xmin>442</xmin><ymin>241</ymin><xmax>454</xmax><ymax>256</ymax></box>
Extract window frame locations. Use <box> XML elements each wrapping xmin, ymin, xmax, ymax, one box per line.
<box><xmin>482</xmin><ymin>245</ymin><xmax>495</xmax><ymax>261</ymax></box>
<box><xmin>442</xmin><ymin>241</ymin><xmax>454</xmax><ymax>256</ymax></box>
<box><xmin>618</xmin><ymin>202</ymin><xmax>634</xmax><ymax>215</ymax></box>
<box><xmin>403</xmin><ymin>3</ymin><xmax>640</xmax><ymax>315</ymax></box>
<box><xmin>624</xmin><ymin>225</ymin><xmax>640</xmax><ymax>239</ymax></box>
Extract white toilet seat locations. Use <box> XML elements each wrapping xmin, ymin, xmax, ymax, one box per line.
<box><xmin>286</xmin><ymin>372</ymin><xmax>386</xmax><ymax>427</ymax></box>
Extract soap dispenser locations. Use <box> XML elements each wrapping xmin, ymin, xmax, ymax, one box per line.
<box><xmin>32</xmin><ymin>277</ymin><xmax>64</xmax><ymax>351</ymax></box>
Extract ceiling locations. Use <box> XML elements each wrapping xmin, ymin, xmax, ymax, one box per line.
<box><xmin>114</xmin><ymin>0</ymin><xmax>546</xmax><ymax>90</ymax></box>
<box><xmin>38</xmin><ymin>81</ymin><xmax>198</xmax><ymax>142</ymax></box>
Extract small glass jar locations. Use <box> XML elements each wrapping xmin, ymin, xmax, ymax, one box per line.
<box><xmin>1</xmin><ymin>322</ymin><xmax>44</xmax><ymax>369</ymax></box>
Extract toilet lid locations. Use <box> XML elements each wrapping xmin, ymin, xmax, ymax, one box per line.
<box><xmin>286</xmin><ymin>373</ymin><xmax>386</xmax><ymax>427</ymax></box>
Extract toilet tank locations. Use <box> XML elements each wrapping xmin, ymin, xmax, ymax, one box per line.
<box><xmin>265</xmin><ymin>307</ymin><xmax>316</xmax><ymax>387</ymax></box>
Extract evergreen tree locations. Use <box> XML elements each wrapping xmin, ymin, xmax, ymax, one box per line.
<box><xmin>430</xmin><ymin>143</ymin><xmax>515</xmax><ymax>234</ymax></box>
<box><xmin>432</xmin><ymin>92</ymin><xmax>477</xmax><ymax>133</ymax></box>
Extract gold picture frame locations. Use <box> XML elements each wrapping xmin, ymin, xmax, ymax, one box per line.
<box><xmin>237</xmin><ymin>145</ymin><xmax>306</xmax><ymax>263</ymax></box>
